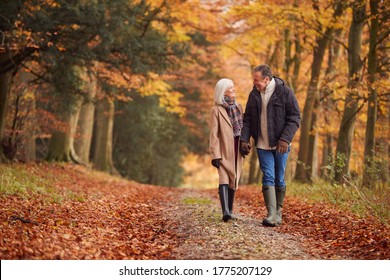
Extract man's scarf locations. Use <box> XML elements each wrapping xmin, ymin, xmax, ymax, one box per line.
<box><xmin>222</xmin><ymin>96</ymin><xmax>243</xmax><ymax>137</ymax></box>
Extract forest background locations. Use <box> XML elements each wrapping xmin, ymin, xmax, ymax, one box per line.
<box><xmin>0</xmin><ymin>0</ymin><xmax>389</xmax><ymax>194</ymax></box>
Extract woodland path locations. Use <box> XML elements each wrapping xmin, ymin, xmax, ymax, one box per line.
<box><xmin>0</xmin><ymin>163</ymin><xmax>388</xmax><ymax>260</ymax></box>
<box><xmin>165</xmin><ymin>188</ymin><xmax>316</xmax><ymax>259</ymax></box>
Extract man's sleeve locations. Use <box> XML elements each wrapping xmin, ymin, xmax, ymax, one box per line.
<box><xmin>241</xmin><ymin>95</ymin><xmax>252</xmax><ymax>143</ymax></box>
<box><xmin>280</xmin><ymin>89</ymin><xmax>301</xmax><ymax>144</ymax></box>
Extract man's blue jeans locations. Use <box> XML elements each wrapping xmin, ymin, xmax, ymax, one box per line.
<box><xmin>257</xmin><ymin>147</ymin><xmax>290</xmax><ymax>188</ymax></box>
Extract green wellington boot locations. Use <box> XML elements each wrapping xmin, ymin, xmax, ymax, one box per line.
<box><xmin>262</xmin><ymin>186</ymin><xmax>277</xmax><ymax>227</ymax></box>
<box><xmin>275</xmin><ymin>187</ymin><xmax>286</xmax><ymax>225</ymax></box>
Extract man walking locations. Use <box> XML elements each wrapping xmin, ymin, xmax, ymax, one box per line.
<box><xmin>240</xmin><ymin>64</ymin><xmax>301</xmax><ymax>226</ymax></box>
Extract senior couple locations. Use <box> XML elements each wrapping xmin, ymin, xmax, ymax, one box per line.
<box><xmin>209</xmin><ymin>64</ymin><xmax>301</xmax><ymax>227</ymax></box>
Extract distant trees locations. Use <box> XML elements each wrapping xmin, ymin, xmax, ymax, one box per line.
<box><xmin>114</xmin><ymin>94</ymin><xmax>187</xmax><ymax>186</ymax></box>
<box><xmin>0</xmin><ymin>0</ymin><xmax>222</xmax><ymax>186</ymax></box>
<box><xmin>0</xmin><ymin>0</ymin><xmax>192</xmax><ymax>184</ymax></box>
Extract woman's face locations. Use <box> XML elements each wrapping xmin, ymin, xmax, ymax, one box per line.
<box><xmin>224</xmin><ymin>84</ymin><xmax>236</xmax><ymax>98</ymax></box>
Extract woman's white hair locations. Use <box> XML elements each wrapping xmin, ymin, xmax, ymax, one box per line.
<box><xmin>214</xmin><ymin>78</ymin><xmax>234</xmax><ymax>105</ymax></box>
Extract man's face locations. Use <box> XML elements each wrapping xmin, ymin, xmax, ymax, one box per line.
<box><xmin>253</xmin><ymin>71</ymin><xmax>269</xmax><ymax>92</ymax></box>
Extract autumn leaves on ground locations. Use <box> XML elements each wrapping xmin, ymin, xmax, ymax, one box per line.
<box><xmin>0</xmin><ymin>163</ymin><xmax>389</xmax><ymax>260</ymax></box>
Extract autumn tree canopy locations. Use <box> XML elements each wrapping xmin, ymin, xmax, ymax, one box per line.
<box><xmin>1</xmin><ymin>0</ymin><xmax>389</xmax><ymax>188</ymax></box>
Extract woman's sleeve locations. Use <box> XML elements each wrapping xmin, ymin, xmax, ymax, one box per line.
<box><xmin>209</xmin><ymin>107</ymin><xmax>222</xmax><ymax>159</ymax></box>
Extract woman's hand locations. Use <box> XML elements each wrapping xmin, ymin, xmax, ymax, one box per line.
<box><xmin>211</xmin><ymin>159</ymin><xmax>221</xmax><ymax>169</ymax></box>
<box><xmin>240</xmin><ymin>141</ymin><xmax>251</xmax><ymax>158</ymax></box>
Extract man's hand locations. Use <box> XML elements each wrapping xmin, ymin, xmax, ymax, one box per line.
<box><xmin>276</xmin><ymin>139</ymin><xmax>289</xmax><ymax>154</ymax></box>
<box><xmin>240</xmin><ymin>141</ymin><xmax>251</xmax><ymax>158</ymax></box>
<box><xmin>211</xmin><ymin>159</ymin><xmax>221</xmax><ymax>169</ymax></box>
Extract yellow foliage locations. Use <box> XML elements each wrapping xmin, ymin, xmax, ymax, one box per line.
<box><xmin>139</xmin><ymin>73</ymin><xmax>186</xmax><ymax>116</ymax></box>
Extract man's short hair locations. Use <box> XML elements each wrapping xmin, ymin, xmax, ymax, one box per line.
<box><xmin>253</xmin><ymin>64</ymin><xmax>273</xmax><ymax>79</ymax></box>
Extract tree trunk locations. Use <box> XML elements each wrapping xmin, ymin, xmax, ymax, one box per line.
<box><xmin>308</xmin><ymin>99</ymin><xmax>319</xmax><ymax>178</ymax></box>
<box><xmin>46</xmin><ymin>63</ymin><xmax>86</xmax><ymax>163</ymax></box>
<box><xmin>376</xmin><ymin>108</ymin><xmax>389</xmax><ymax>185</ymax></box>
<box><xmin>22</xmin><ymin>96</ymin><xmax>36</xmax><ymax>162</ymax></box>
<box><xmin>321</xmin><ymin>87</ymin><xmax>336</xmax><ymax>179</ymax></box>
<box><xmin>295</xmin><ymin>31</ymin><xmax>332</xmax><ymax>182</ymax></box>
<box><xmin>320</xmin><ymin>29</ymin><xmax>343</xmax><ymax>178</ymax></box>
<box><xmin>335</xmin><ymin>0</ymin><xmax>366</xmax><ymax>183</ymax></box>
<box><xmin>362</xmin><ymin>0</ymin><xmax>379</xmax><ymax>187</ymax></box>
<box><xmin>295</xmin><ymin>0</ymin><xmax>346</xmax><ymax>182</ymax></box>
<box><xmin>0</xmin><ymin>52</ymin><xmax>14</xmax><ymax>162</ymax></box>
<box><xmin>18</xmin><ymin>69</ymin><xmax>36</xmax><ymax>162</ymax></box>
<box><xmin>69</xmin><ymin>96</ymin><xmax>84</xmax><ymax>163</ymax></box>
<box><xmin>291</xmin><ymin>0</ymin><xmax>301</xmax><ymax>93</ymax></box>
<box><xmin>46</xmin><ymin>131</ymin><xmax>72</xmax><ymax>162</ymax></box>
<box><xmin>284</xmin><ymin>28</ymin><xmax>292</xmax><ymax>84</ymax></box>
<box><xmin>74</xmin><ymin>71</ymin><xmax>97</xmax><ymax>164</ymax></box>
<box><xmin>0</xmin><ymin>52</ymin><xmax>13</xmax><ymax>142</ymax></box>
<box><xmin>268</xmin><ymin>40</ymin><xmax>283</xmax><ymax>74</ymax></box>
<box><xmin>285</xmin><ymin>147</ymin><xmax>297</xmax><ymax>182</ymax></box>
<box><xmin>92</xmin><ymin>94</ymin><xmax>116</xmax><ymax>174</ymax></box>
<box><xmin>46</xmin><ymin>96</ymin><xmax>83</xmax><ymax>162</ymax></box>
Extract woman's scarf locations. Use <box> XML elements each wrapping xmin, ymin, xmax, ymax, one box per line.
<box><xmin>222</xmin><ymin>96</ymin><xmax>243</xmax><ymax>137</ymax></box>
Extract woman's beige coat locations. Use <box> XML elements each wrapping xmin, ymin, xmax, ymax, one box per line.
<box><xmin>209</xmin><ymin>104</ymin><xmax>244</xmax><ymax>190</ymax></box>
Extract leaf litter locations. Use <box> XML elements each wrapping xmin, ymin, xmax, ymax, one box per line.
<box><xmin>0</xmin><ymin>163</ymin><xmax>388</xmax><ymax>260</ymax></box>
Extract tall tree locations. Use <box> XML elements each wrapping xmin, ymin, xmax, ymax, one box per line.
<box><xmin>0</xmin><ymin>1</ymin><xmax>29</xmax><ymax>150</ymax></box>
<box><xmin>4</xmin><ymin>68</ymin><xmax>37</xmax><ymax>162</ymax></box>
<box><xmin>0</xmin><ymin>52</ymin><xmax>13</xmax><ymax>154</ymax></box>
<box><xmin>320</xmin><ymin>29</ymin><xmax>343</xmax><ymax>178</ymax></box>
<box><xmin>295</xmin><ymin>0</ymin><xmax>346</xmax><ymax>182</ymax></box>
<box><xmin>291</xmin><ymin>0</ymin><xmax>302</xmax><ymax>94</ymax></box>
<box><xmin>74</xmin><ymin>69</ymin><xmax>97</xmax><ymax>164</ymax></box>
<box><xmin>362</xmin><ymin>0</ymin><xmax>379</xmax><ymax>187</ymax></box>
<box><xmin>46</xmin><ymin>62</ymin><xmax>84</xmax><ymax>162</ymax></box>
<box><xmin>335</xmin><ymin>0</ymin><xmax>367</xmax><ymax>182</ymax></box>
<box><xmin>91</xmin><ymin>91</ymin><xmax>116</xmax><ymax>173</ymax></box>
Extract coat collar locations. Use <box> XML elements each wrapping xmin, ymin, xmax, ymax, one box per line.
<box><xmin>217</xmin><ymin>106</ymin><xmax>232</xmax><ymax>127</ymax></box>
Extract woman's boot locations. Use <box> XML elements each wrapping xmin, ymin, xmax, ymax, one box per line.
<box><xmin>262</xmin><ymin>186</ymin><xmax>277</xmax><ymax>227</ymax></box>
<box><xmin>228</xmin><ymin>187</ymin><xmax>237</xmax><ymax>220</ymax></box>
<box><xmin>275</xmin><ymin>187</ymin><xmax>286</xmax><ymax>225</ymax></box>
<box><xmin>218</xmin><ymin>185</ymin><xmax>232</xmax><ymax>222</ymax></box>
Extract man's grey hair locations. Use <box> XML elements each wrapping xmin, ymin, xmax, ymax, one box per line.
<box><xmin>253</xmin><ymin>64</ymin><xmax>273</xmax><ymax>79</ymax></box>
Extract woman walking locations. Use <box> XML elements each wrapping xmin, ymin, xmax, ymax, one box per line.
<box><xmin>209</xmin><ymin>78</ymin><xmax>245</xmax><ymax>222</ymax></box>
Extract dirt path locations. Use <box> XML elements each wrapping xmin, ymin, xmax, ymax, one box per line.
<box><xmin>165</xmin><ymin>189</ymin><xmax>318</xmax><ymax>259</ymax></box>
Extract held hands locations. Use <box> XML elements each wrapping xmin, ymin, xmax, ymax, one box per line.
<box><xmin>276</xmin><ymin>139</ymin><xmax>289</xmax><ymax>154</ymax></box>
<box><xmin>211</xmin><ymin>159</ymin><xmax>221</xmax><ymax>169</ymax></box>
<box><xmin>240</xmin><ymin>141</ymin><xmax>251</xmax><ymax>158</ymax></box>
